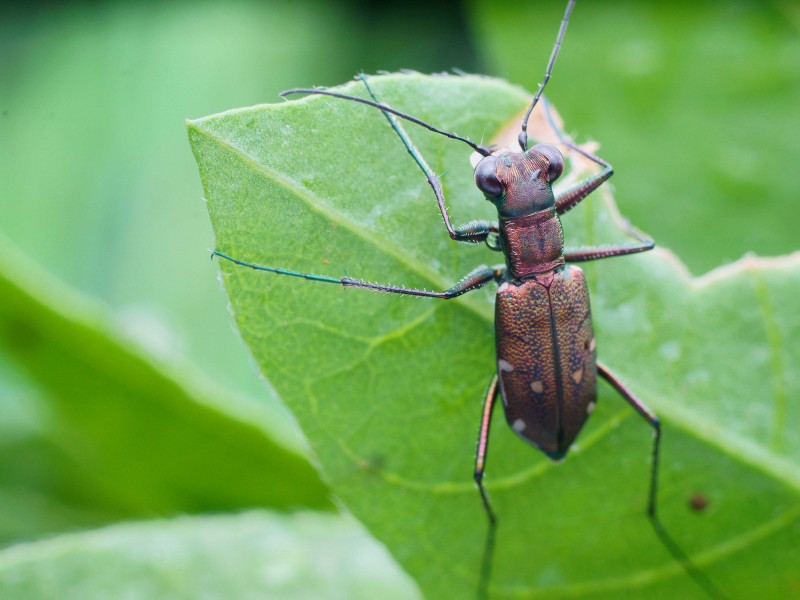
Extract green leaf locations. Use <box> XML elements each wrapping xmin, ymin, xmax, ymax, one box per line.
<box><xmin>190</xmin><ymin>73</ymin><xmax>800</xmax><ymax>599</ymax></box>
<box><xmin>0</xmin><ymin>510</ymin><xmax>421</xmax><ymax>600</ymax></box>
<box><xmin>0</xmin><ymin>236</ymin><xmax>330</xmax><ymax>544</ymax></box>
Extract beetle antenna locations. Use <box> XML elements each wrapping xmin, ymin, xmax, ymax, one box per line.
<box><xmin>518</xmin><ymin>0</ymin><xmax>575</xmax><ymax>151</ymax></box>
<box><xmin>281</xmin><ymin>86</ymin><xmax>492</xmax><ymax>157</ymax></box>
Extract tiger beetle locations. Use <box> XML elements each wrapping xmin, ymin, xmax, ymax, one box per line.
<box><xmin>213</xmin><ymin>1</ymin><xmax>729</xmax><ymax>598</ymax></box>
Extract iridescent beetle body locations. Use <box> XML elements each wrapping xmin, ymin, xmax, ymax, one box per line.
<box><xmin>481</xmin><ymin>147</ymin><xmax>596</xmax><ymax>458</ymax></box>
<box><xmin>495</xmin><ymin>265</ymin><xmax>596</xmax><ymax>458</ymax></box>
<box><xmin>212</xmin><ymin>1</ymin><xmax>730</xmax><ymax>597</ymax></box>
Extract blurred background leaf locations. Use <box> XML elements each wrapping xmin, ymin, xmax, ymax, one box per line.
<box><xmin>470</xmin><ymin>0</ymin><xmax>800</xmax><ymax>273</ymax></box>
<box><xmin>0</xmin><ymin>511</ymin><xmax>421</xmax><ymax>600</ymax></box>
<box><xmin>0</xmin><ymin>235</ymin><xmax>330</xmax><ymax>544</ymax></box>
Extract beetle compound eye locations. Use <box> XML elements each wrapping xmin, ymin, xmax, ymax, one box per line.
<box><xmin>531</xmin><ymin>143</ymin><xmax>564</xmax><ymax>182</ymax></box>
<box><xmin>474</xmin><ymin>156</ymin><xmax>502</xmax><ymax>197</ymax></box>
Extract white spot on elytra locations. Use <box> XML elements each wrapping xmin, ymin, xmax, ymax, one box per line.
<box><xmin>572</xmin><ymin>368</ymin><xmax>583</xmax><ymax>384</ymax></box>
<box><xmin>498</xmin><ymin>359</ymin><xmax>514</xmax><ymax>373</ymax></box>
<box><xmin>530</xmin><ymin>380</ymin><xmax>544</xmax><ymax>393</ymax></box>
<box><xmin>587</xmin><ymin>401</ymin><xmax>596</xmax><ymax>414</ymax></box>
<box><xmin>588</xmin><ymin>338</ymin><xmax>596</xmax><ymax>352</ymax></box>
<box><xmin>512</xmin><ymin>418</ymin><xmax>526</xmax><ymax>432</ymax></box>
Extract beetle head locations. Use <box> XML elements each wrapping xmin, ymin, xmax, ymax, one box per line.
<box><xmin>474</xmin><ymin>143</ymin><xmax>564</xmax><ymax>218</ymax></box>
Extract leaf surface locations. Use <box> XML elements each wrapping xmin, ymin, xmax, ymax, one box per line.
<box><xmin>190</xmin><ymin>73</ymin><xmax>800</xmax><ymax>599</ymax></box>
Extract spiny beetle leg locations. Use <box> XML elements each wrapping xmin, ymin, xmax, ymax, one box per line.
<box><xmin>474</xmin><ymin>374</ymin><xmax>499</xmax><ymax>522</ymax></box>
<box><xmin>541</xmin><ymin>98</ymin><xmax>655</xmax><ymax>255</ymax></box>
<box><xmin>554</xmin><ymin>164</ymin><xmax>613</xmax><ymax>215</ymax></box>
<box><xmin>563</xmin><ymin>212</ymin><xmax>654</xmax><ymax>263</ymax></box>
<box><xmin>564</xmin><ymin>240</ymin><xmax>654</xmax><ymax>263</ymax></box>
<box><xmin>597</xmin><ymin>361</ymin><xmax>660</xmax><ymax>515</ymax></box>
<box><xmin>536</xmin><ymin>99</ymin><xmax>614</xmax><ymax>215</ymax></box>
<box><xmin>357</xmin><ymin>73</ymin><xmax>497</xmax><ymax>244</ymax></box>
<box><xmin>342</xmin><ymin>263</ymin><xmax>506</xmax><ymax>299</ymax></box>
<box><xmin>214</xmin><ymin>250</ymin><xmax>505</xmax><ymax>300</ymax></box>
<box><xmin>597</xmin><ymin>362</ymin><xmax>730</xmax><ymax>600</ymax></box>
<box><xmin>455</xmin><ymin>219</ymin><xmax>501</xmax><ymax>243</ymax></box>
<box><xmin>474</xmin><ymin>374</ymin><xmax>500</xmax><ymax>600</ymax></box>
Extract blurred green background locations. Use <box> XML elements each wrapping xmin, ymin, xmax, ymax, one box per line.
<box><xmin>1</xmin><ymin>0</ymin><xmax>798</xmax><ymax>597</ymax></box>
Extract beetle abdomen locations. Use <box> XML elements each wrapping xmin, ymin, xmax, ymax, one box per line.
<box><xmin>495</xmin><ymin>266</ymin><xmax>597</xmax><ymax>458</ymax></box>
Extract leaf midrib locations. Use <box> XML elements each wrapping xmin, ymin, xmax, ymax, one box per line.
<box><xmin>189</xmin><ymin>119</ymin><xmax>495</xmax><ymax>323</ymax></box>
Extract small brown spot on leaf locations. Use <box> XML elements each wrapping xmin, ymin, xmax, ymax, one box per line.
<box><xmin>688</xmin><ymin>493</ymin><xmax>710</xmax><ymax>512</ymax></box>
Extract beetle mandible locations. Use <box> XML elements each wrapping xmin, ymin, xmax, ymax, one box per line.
<box><xmin>213</xmin><ymin>1</ymin><xmax>730</xmax><ymax>598</ymax></box>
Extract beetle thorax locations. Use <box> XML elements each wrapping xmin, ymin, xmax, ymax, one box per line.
<box><xmin>499</xmin><ymin>208</ymin><xmax>565</xmax><ymax>278</ymax></box>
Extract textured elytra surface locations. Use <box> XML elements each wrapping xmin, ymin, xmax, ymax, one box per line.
<box><xmin>495</xmin><ymin>267</ymin><xmax>596</xmax><ymax>456</ymax></box>
<box><xmin>189</xmin><ymin>74</ymin><xmax>800</xmax><ymax>599</ymax></box>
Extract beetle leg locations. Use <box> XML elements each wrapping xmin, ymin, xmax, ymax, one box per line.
<box><xmin>358</xmin><ymin>73</ymin><xmax>498</xmax><ymax>244</ymax></box>
<box><xmin>214</xmin><ymin>250</ymin><xmax>506</xmax><ymax>300</ymax></box>
<box><xmin>542</xmin><ymin>98</ymin><xmax>655</xmax><ymax>256</ymax></box>
<box><xmin>554</xmin><ymin>162</ymin><xmax>613</xmax><ymax>215</ymax></box>
<box><xmin>565</xmin><ymin>218</ymin><xmax>654</xmax><ymax>262</ymax></box>
<box><xmin>456</xmin><ymin>219</ymin><xmax>501</xmax><ymax>243</ymax></box>
<box><xmin>563</xmin><ymin>206</ymin><xmax>655</xmax><ymax>263</ymax></box>
<box><xmin>596</xmin><ymin>361</ymin><xmax>660</xmax><ymax>514</ymax></box>
<box><xmin>475</xmin><ymin>374</ymin><xmax>499</xmax><ymax>522</ymax></box>
<box><xmin>340</xmin><ymin>263</ymin><xmax>506</xmax><ymax>299</ymax></box>
<box><xmin>474</xmin><ymin>374</ymin><xmax>500</xmax><ymax>600</ymax></box>
<box><xmin>597</xmin><ymin>362</ymin><xmax>730</xmax><ymax>599</ymax></box>
<box><xmin>539</xmin><ymin>98</ymin><xmax>615</xmax><ymax>215</ymax></box>
<box><xmin>564</xmin><ymin>241</ymin><xmax>654</xmax><ymax>263</ymax></box>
